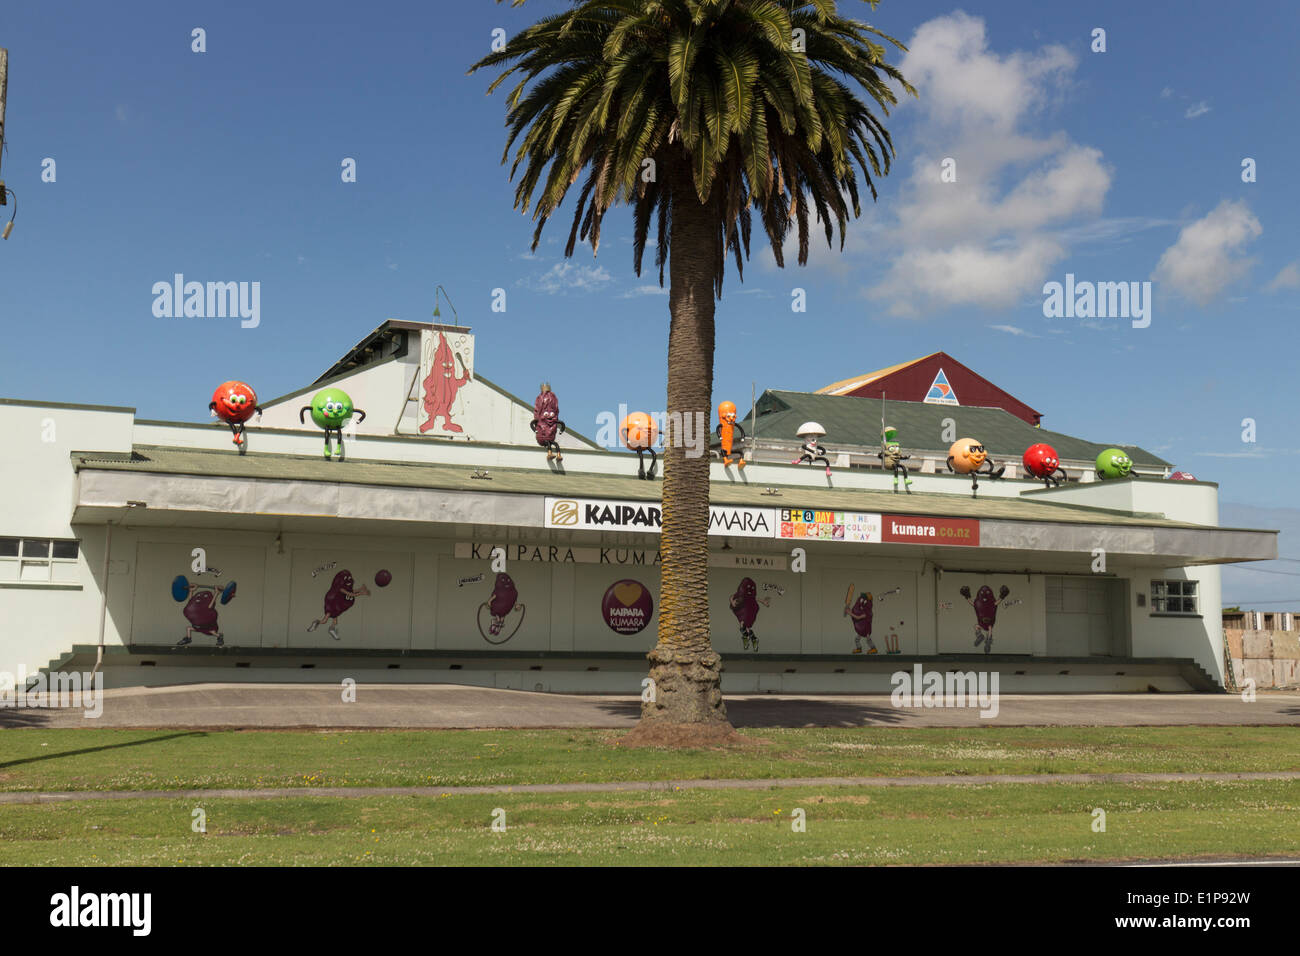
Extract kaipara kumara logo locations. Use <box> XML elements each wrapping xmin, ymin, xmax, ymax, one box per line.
<box><xmin>550</xmin><ymin>499</ymin><xmax>579</xmax><ymax>526</ymax></box>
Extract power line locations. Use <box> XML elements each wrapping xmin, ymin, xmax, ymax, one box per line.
<box><xmin>1222</xmin><ymin>565</ymin><xmax>1300</xmax><ymax>577</ymax></box>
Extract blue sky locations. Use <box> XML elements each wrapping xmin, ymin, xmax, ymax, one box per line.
<box><xmin>2</xmin><ymin>0</ymin><xmax>1297</xmax><ymax>604</ymax></box>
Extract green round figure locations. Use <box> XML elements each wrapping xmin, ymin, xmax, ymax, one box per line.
<box><xmin>300</xmin><ymin>387</ymin><xmax>366</xmax><ymax>461</ymax></box>
<box><xmin>1095</xmin><ymin>448</ymin><xmax>1133</xmax><ymax>479</ymax></box>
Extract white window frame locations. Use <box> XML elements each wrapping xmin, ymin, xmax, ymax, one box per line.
<box><xmin>0</xmin><ymin>537</ymin><xmax>81</xmax><ymax>585</ymax></box>
<box><xmin>1149</xmin><ymin>578</ymin><xmax>1199</xmax><ymax>616</ymax></box>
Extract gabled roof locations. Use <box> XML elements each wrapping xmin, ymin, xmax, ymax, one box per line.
<box><xmin>747</xmin><ymin>390</ymin><xmax>1170</xmax><ymax>468</ymax></box>
<box><xmin>817</xmin><ymin>353</ymin><xmax>941</xmax><ymax>395</ymax></box>
<box><xmin>816</xmin><ymin>351</ymin><xmax>1044</xmax><ymax>425</ymax></box>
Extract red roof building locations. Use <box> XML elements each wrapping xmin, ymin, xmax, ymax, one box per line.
<box><xmin>816</xmin><ymin>351</ymin><xmax>1044</xmax><ymax>425</ymax></box>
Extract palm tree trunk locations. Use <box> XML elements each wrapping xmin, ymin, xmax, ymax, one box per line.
<box><xmin>632</xmin><ymin>155</ymin><xmax>734</xmax><ymax>735</ymax></box>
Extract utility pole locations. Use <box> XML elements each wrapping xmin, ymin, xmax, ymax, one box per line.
<box><xmin>0</xmin><ymin>47</ymin><xmax>8</xmax><ymax>180</ymax></box>
<box><xmin>0</xmin><ymin>47</ymin><xmax>12</xmax><ymax>237</ymax></box>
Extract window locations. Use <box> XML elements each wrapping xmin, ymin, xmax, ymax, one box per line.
<box><xmin>0</xmin><ymin>538</ymin><xmax>80</xmax><ymax>585</ymax></box>
<box><xmin>1150</xmin><ymin>579</ymin><xmax>1198</xmax><ymax>615</ymax></box>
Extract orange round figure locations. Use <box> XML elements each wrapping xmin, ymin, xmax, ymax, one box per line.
<box><xmin>947</xmin><ymin>437</ymin><xmax>1004</xmax><ymax>497</ymax></box>
<box><xmin>620</xmin><ymin>412</ymin><xmax>658</xmax><ymax>479</ymax></box>
<box><xmin>209</xmin><ymin>380</ymin><xmax>262</xmax><ymax>454</ymax></box>
<box><xmin>947</xmin><ymin>438</ymin><xmax>985</xmax><ymax>474</ymax></box>
<box><xmin>716</xmin><ymin>401</ymin><xmax>746</xmax><ymax>469</ymax></box>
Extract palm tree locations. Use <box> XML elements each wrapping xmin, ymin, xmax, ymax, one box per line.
<box><xmin>471</xmin><ymin>0</ymin><xmax>913</xmax><ymax>744</ymax></box>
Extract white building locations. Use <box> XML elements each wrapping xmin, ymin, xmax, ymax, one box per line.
<box><xmin>0</xmin><ymin>320</ymin><xmax>1277</xmax><ymax>694</ymax></box>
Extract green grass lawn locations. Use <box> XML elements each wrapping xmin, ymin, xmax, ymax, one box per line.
<box><xmin>1</xmin><ymin>780</ymin><xmax>1296</xmax><ymax>865</ymax></box>
<box><xmin>1</xmin><ymin>726</ymin><xmax>1297</xmax><ymax>793</ymax></box>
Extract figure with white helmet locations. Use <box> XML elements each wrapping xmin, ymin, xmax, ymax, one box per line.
<box><xmin>791</xmin><ymin>421</ymin><xmax>832</xmax><ymax>476</ymax></box>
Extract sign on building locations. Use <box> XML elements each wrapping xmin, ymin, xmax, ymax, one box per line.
<box><xmin>543</xmin><ymin>498</ymin><xmax>775</xmax><ymax>538</ymax></box>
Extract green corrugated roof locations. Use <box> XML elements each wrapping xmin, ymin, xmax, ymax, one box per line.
<box><xmin>70</xmin><ymin>445</ymin><xmax>1207</xmax><ymax>530</ymax></box>
<box><xmin>746</xmin><ymin>390</ymin><xmax>1170</xmax><ymax>467</ymax></box>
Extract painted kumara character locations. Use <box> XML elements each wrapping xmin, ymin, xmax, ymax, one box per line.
<box><xmin>530</xmin><ymin>383</ymin><xmax>567</xmax><ymax>462</ymax></box>
<box><xmin>947</xmin><ymin>437</ymin><xmax>1005</xmax><ymax>496</ymax></box>
<box><xmin>420</xmin><ymin>331</ymin><xmax>471</xmax><ymax>433</ymax></box>
<box><xmin>878</xmin><ymin>425</ymin><xmax>913</xmax><ymax>493</ymax></box>
<box><xmin>487</xmin><ymin>572</ymin><xmax>520</xmax><ymax>637</ymax></box>
<box><xmin>729</xmin><ymin>577</ymin><xmax>770</xmax><ymax>651</ymax></box>
<box><xmin>1095</xmin><ymin>448</ymin><xmax>1133</xmax><ymax>480</ymax></box>
<box><xmin>209</xmin><ymin>380</ymin><xmax>263</xmax><ymax>454</ymax></box>
<box><xmin>307</xmin><ymin>569</ymin><xmax>370</xmax><ymax>640</ymax></box>
<box><xmin>1023</xmin><ymin>442</ymin><xmax>1067</xmax><ymax>488</ymax></box>
<box><xmin>176</xmin><ymin>585</ymin><xmax>228</xmax><ymax>647</ymax></box>
<box><xmin>716</xmin><ymin>401</ymin><xmax>746</xmax><ymax>468</ymax></box>
<box><xmin>621</xmin><ymin>412</ymin><xmax>658</xmax><ymax>480</ymax></box>
<box><xmin>300</xmin><ymin>387</ymin><xmax>366</xmax><ymax>461</ymax></box>
<box><xmin>791</xmin><ymin>421</ymin><xmax>832</xmax><ymax>476</ymax></box>
<box><xmin>846</xmin><ymin>591</ymin><xmax>877</xmax><ymax>654</ymax></box>
<box><xmin>961</xmin><ymin>584</ymin><xmax>1010</xmax><ymax>654</ymax></box>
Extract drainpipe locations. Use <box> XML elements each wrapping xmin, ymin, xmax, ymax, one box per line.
<box><xmin>93</xmin><ymin>519</ymin><xmax>113</xmax><ymax>675</ymax></box>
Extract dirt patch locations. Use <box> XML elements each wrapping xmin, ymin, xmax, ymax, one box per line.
<box><xmin>611</xmin><ymin>723</ymin><xmax>769</xmax><ymax>751</ymax></box>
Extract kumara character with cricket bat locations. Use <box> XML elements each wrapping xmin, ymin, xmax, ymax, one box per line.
<box><xmin>845</xmin><ymin>585</ymin><xmax>877</xmax><ymax>654</ymax></box>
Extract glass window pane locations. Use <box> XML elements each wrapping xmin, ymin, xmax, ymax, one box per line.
<box><xmin>21</xmin><ymin>540</ymin><xmax>50</xmax><ymax>558</ymax></box>
<box><xmin>1150</xmin><ymin>581</ymin><xmax>1166</xmax><ymax>596</ymax></box>
<box><xmin>51</xmin><ymin>540</ymin><xmax>79</xmax><ymax>560</ymax></box>
<box><xmin>1184</xmin><ymin>581</ymin><xmax>1197</xmax><ymax>595</ymax></box>
<box><xmin>0</xmin><ymin>538</ymin><xmax>18</xmax><ymax>557</ymax></box>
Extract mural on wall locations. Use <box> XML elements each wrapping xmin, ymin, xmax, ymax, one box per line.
<box><xmin>959</xmin><ymin>584</ymin><xmax>1022</xmax><ymax>654</ymax></box>
<box><xmin>728</xmin><ymin>577</ymin><xmax>785</xmax><ymax>651</ymax></box>
<box><xmin>478</xmin><ymin>572</ymin><xmax>526</xmax><ymax>644</ymax></box>
<box><xmin>601</xmin><ymin>579</ymin><xmax>654</xmax><ymax>635</ymax></box>
<box><xmin>420</xmin><ymin>330</ymin><xmax>473</xmax><ymax>434</ymax></box>
<box><xmin>843</xmin><ymin>585</ymin><xmax>904</xmax><ymax>654</ymax></box>
<box><xmin>305</xmin><ymin>567</ymin><xmax>391</xmax><ymax>640</ymax></box>
<box><xmin>171</xmin><ymin>572</ymin><xmax>238</xmax><ymax>646</ymax></box>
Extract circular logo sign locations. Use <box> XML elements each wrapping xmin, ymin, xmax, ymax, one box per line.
<box><xmin>602</xmin><ymin>579</ymin><xmax>653</xmax><ymax>635</ymax></box>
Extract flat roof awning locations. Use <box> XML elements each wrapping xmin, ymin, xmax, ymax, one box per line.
<box><xmin>70</xmin><ymin>447</ymin><xmax>1278</xmax><ymax>567</ymax></box>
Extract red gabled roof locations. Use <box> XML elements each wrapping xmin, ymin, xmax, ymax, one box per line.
<box><xmin>816</xmin><ymin>352</ymin><xmax>1043</xmax><ymax>425</ymax></box>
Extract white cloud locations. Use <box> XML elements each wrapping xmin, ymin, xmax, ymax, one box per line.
<box><xmin>620</xmin><ymin>284</ymin><xmax>669</xmax><ymax>298</ymax></box>
<box><xmin>1264</xmin><ymin>261</ymin><xmax>1300</xmax><ymax>292</ymax></box>
<box><xmin>1184</xmin><ymin>101</ymin><xmax>1211</xmax><ymax>119</ymax></box>
<box><xmin>1160</xmin><ymin>86</ymin><xmax>1173</xmax><ymax>98</ymax></box>
<box><xmin>1150</xmin><ymin>200</ymin><xmax>1261</xmax><ymax>305</ymax></box>
<box><xmin>989</xmin><ymin>323</ymin><xmax>1038</xmax><ymax>337</ymax></box>
<box><xmin>865</xmin><ymin>13</ymin><xmax>1113</xmax><ymax>316</ymax></box>
<box><xmin>523</xmin><ymin>261</ymin><xmax>613</xmax><ymax>294</ymax></box>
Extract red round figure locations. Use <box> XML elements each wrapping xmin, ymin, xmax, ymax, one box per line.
<box><xmin>1022</xmin><ymin>443</ymin><xmax>1066</xmax><ymax>488</ymax></box>
<box><xmin>210</xmin><ymin>380</ymin><xmax>262</xmax><ymax>454</ymax></box>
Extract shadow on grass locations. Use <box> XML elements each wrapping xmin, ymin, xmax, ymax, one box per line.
<box><xmin>0</xmin><ymin>731</ymin><xmax>208</xmax><ymax>770</ymax></box>
<box><xmin>592</xmin><ymin>697</ymin><xmax>908</xmax><ymax>729</ymax></box>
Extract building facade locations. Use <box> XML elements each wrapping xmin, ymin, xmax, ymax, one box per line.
<box><xmin>0</xmin><ymin>322</ymin><xmax>1278</xmax><ymax>694</ymax></box>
